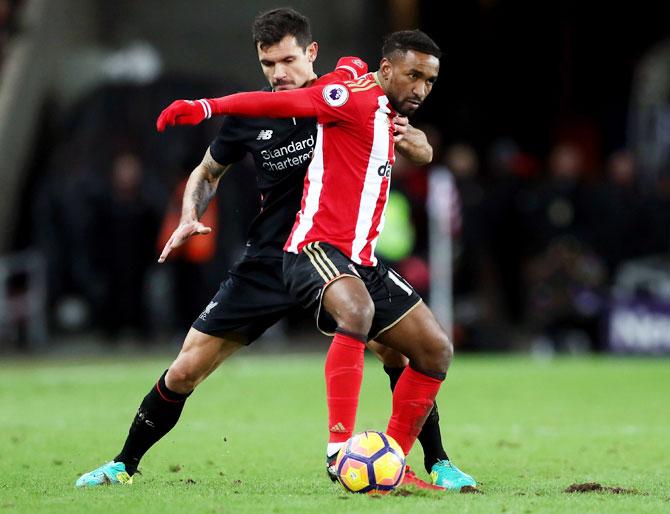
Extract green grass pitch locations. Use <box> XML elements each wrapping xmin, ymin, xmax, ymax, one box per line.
<box><xmin>1</xmin><ymin>352</ymin><xmax>668</xmax><ymax>513</ymax></box>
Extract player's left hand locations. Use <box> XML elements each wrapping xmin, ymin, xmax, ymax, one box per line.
<box><xmin>156</xmin><ymin>99</ymin><xmax>212</xmax><ymax>131</ymax></box>
<box><xmin>392</xmin><ymin>115</ymin><xmax>409</xmax><ymax>143</ymax></box>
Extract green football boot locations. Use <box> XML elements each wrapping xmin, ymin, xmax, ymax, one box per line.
<box><xmin>75</xmin><ymin>461</ymin><xmax>133</xmax><ymax>487</ymax></box>
<box><xmin>429</xmin><ymin>460</ymin><xmax>476</xmax><ymax>490</ymax></box>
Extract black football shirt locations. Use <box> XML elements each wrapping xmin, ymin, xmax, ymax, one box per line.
<box><xmin>209</xmin><ymin>87</ymin><xmax>316</xmax><ymax>260</ymax></box>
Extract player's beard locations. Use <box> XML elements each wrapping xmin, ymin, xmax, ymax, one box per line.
<box><xmin>390</xmin><ymin>95</ymin><xmax>423</xmax><ymax>117</ymax></box>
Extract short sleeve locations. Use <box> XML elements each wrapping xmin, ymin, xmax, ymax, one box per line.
<box><xmin>209</xmin><ymin>115</ymin><xmax>247</xmax><ymax>165</ymax></box>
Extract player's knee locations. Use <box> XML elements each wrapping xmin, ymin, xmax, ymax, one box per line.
<box><xmin>165</xmin><ymin>362</ymin><xmax>202</xmax><ymax>394</ymax></box>
<box><xmin>441</xmin><ymin>334</ymin><xmax>454</xmax><ymax>369</ymax></box>
<box><xmin>335</xmin><ymin>297</ymin><xmax>375</xmax><ymax>336</ymax></box>
<box><xmin>417</xmin><ymin>331</ymin><xmax>453</xmax><ymax>374</ymax></box>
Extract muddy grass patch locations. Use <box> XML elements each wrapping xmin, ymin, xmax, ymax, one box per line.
<box><xmin>461</xmin><ymin>486</ymin><xmax>482</xmax><ymax>494</ymax></box>
<box><xmin>564</xmin><ymin>482</ymin><xmax>643</xmax><ymax>495</ymax></box>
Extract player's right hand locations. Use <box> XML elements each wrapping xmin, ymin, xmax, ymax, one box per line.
<box><xmin>156</xmin><ymin>99</ymin><xmax>213</xmax><ymax>131</ymax></box>
<box><xmin>392</xmin><ymin>115</ymin><xmax>409</xmax><ymax>143</ymax></box>
<box><xmin>158</xmin><ymin>220</ymin><xmax>212</xmax><ymax>263</ymax></box>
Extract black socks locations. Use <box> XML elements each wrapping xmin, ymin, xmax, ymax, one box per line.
<box><xmin>115</xmin><ymin>370</ymin><xmax>191</xmax><ymax>475</ymax></box>
<box><xmin>384</xmin><ymin>365</ymin><xmax>449</xmax><ymax>472</ymax></box>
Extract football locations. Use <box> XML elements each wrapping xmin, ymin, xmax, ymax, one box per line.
<box><xmin>335</xmin><ymin>431</ymin><xmax>406</xmax><ymax>494</ymax></box>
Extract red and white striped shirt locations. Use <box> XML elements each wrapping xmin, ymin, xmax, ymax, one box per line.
<box><xmin>284</xmin><ymin>74</ymin><xmax>396</xmax><ymax>266</ymax></box>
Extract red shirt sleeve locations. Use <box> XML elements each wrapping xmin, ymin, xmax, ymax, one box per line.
<box><xmin>208</xmin><ymin>81</ymin><xmax>361</xmax><ymax>125</ymax></box>
<box><xmin>303</xmin><ymin>82</ymin><xmax>360</xmax><ymax>125</ymax></box>
<box><xmin>208</xmin><ymin>89</ymin><xmax>318</xmax><ymax>118</ymax></box>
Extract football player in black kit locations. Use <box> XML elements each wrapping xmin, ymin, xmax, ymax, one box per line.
<box><xmin>76</xmin><ymin>8</ymin><xmax>473</xmax><ymax>491</ymax></box>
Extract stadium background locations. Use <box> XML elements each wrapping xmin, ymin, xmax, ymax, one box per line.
<box><xmin>1</xmin><ymin>0</ymin><xmax>669</xmax><ymax>356</ymax></box>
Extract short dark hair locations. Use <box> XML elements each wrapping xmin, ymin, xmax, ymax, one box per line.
<box><xmin>382</xmin><ymin>30</ymin><xmax>441</xmax><ymax>60</ymax></box>
<box><xmin>252</xmin><ymin>7</ymin><xmax>313</xmax><ymax>50</ymax></box>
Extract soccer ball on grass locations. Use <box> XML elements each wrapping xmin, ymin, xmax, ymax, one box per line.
<box><xmin>335</xmin><ymin>431</ymin><xmax>405</xmax><ymax>494</ymax></box>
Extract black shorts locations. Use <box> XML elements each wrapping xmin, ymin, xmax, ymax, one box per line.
<box><xmin>282</xmin><ymin>242</ymin><xmax>422</xmax><ymax>340</ymax></box>
<box><xmin>192</xmin><ymin>256</ymin><xmax>302</xmax><ymax>344</ymax></box>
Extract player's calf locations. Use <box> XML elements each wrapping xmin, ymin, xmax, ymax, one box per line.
<box><xmin>367</xmin><ymin>339</ymin><xmax>409</xmax><ymax>368</ymax></box>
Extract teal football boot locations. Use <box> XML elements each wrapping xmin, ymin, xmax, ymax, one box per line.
<box><xmin>75</xmin><ymin>461</ymin><xmax>133</xmax><ymax>487</ymax></box>
<box><xmin>429</xmin><ymin>460</ymin><xmax>476</xmax><ymax>490</ymax></box>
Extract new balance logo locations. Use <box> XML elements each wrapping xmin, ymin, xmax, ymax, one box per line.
<box><xmin>330</xmin><ymin>422</ymin><xmax>347</xmax><ymax>433</ymax></box>
<box><xmin>257</xmin><ymin>130</ymin><xmax>273</xmax><ymax>140</ymax></box>
<box><xmin>199</xmin><ymin>301</ymin><xmax>219</xmax><ymax>320</ymax></box>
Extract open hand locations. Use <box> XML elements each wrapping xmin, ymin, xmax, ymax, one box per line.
<box><xmin>158</xmin><ymin>220</ymin><xmax>212</xmax><ymax>263</ymax></box>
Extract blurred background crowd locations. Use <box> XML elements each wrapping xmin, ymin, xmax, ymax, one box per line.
<box><xmin>1</xmin><ymin>0</ymin><xmax>669</xmax><ymax>355</ymax></box>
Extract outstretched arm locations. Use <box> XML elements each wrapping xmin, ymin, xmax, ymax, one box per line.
<box><xmin>393</xmin><ymin>116</ymin><xmax>433</xmax><ymax>165</ymax></box>
<box><xmin>157</xmin><ymin>88</ymin><xmax>319</xmax><ymax>131</ymax></box>
<box><xmin>158</xmin><ymin>148</ymin><xmax>229</xmax><ymax>263</ymax></box>
<box><xmin>157</xmin><ymin>56</ymin><xmax>367</xmax><ymax>131</ymax></box>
